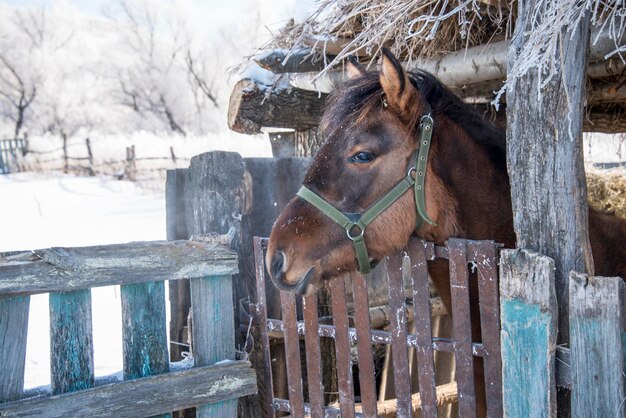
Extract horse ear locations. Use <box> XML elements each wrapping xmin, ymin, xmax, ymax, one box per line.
<box><xmin>345</xmin><ymin>56</ymin><xmax>366</xmax><ymax>79</ymax></box>
<box><xmin>379</xmin><ymin>48</ymin><xmax>417</xmax><ymax>119</ymax></box>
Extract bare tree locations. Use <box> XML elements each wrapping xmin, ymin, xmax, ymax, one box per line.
<box><xmin>110</xmin><ymin>0</ymin><xmax>221</xmax><ymax>135</ymax></box>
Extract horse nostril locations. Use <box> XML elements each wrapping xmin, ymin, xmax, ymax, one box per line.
<box><xmin>270</xmin><ymin>251</ymin><xmax>286</xmax><ymax>280</ymax></box>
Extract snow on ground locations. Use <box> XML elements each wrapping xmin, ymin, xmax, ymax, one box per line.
<box><xmin>0</xmin><ymin>172</ymin><xmax>166</xmax><ymax>389</ymax></box>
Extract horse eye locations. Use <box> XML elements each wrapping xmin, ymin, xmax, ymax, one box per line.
<box><xmin>350</xmin><ymin>151</ymin><xmax>375</xmax><ymax>163</ymax></box>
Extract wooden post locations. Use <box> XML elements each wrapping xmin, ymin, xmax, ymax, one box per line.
<box><xmin>569</xmin><ymin>273</ymin><xmax>625</xmax><ymax>417</ymax></box>
<box><xmin>62</xmin><ymin>133</ymin><xmax>69</xmax><ymax>173</ymax></box>
<box><xmin>0</xmin><ymin>296</ymin><xmax>30</xmax><ymax>403</ymax></box>
<box><xmin>268</xmin><ymin>131</ymin><xmax>296</xmax><ymax>158</ymax></box>
<box><xmin>126</xmin><ymin>145</ymin><xmax>136</xmax><ymax>181</ymax></box>
<box><xmin>49</xmin><ymin>290</ymin><xmax>95</xmax><ymax>394</ymax></box>
<box><xmin>85</xmin><ymin>138</ymin><xmax>95</xmax><ymax>176</ymax></box>
<box><xmin>506</xmin><ymin>0</ymin><xmax>593</xmax><ymax>344</ymax></box>
<box><xmin>499</xmin><ymin>249</ymin><xmax>557</xmax><ymax>418</ymax></box>
<box><xmin>121</xmin><ymin>281</ymin><xmax>170</xmax><ymax>418</ymax></box>
<box><xmin>166</xmin><ymin>169</ymin><xmax>190</xmax><ymax>362</ymax></box>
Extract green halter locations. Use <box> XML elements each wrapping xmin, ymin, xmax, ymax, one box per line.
<box><xmin>297</xmin><ymin>110</ymin><xmax>437</xmax><ymax>274</ymax></box>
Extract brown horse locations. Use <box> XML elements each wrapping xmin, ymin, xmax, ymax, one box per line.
<box><xmin>266</xmin><ymin>49</ymin><xmax>626</xmax><ymax>413</ymax></box>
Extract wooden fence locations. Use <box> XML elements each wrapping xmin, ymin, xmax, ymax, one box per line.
<box><xmin>0</xmin><ymin>240</ymin><xmax>256</xmax><ymax>417</ymax></box>
<box><xmin>253</xmin><ymin>236</ymin><xmax>503</xmax><ymax>418</ymax></box>
<box><xmin>500</xmin><ymin>249</ymin><xmax>625</xmax><ymax>417</ymax></box>
<box><xmin>0</xmin><ymin>139</ymin><xmax>27</xmax><ymax>174</ymax></box>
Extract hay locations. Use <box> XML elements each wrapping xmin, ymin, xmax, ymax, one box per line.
<box><xmin>587</xmin><ymin>171</ymin><xmax>626</xmax><ymax>219</ymax></box>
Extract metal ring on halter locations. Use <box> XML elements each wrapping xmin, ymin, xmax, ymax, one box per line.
<box><xmin>407</xmin><ymin>166</ymin><xmax>416</xmax><ymax>178</ymax></box>
<box><xmin>421</xmin><ymin>114</ymin><xmax>433</xmax><ymax>125</ymax></box>
<box><xmin>346</xmin><ymin>225</ymin><xmax>364</xmax><ymax>241</ymax></box>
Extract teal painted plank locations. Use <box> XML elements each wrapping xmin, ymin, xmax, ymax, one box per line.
<box><xmin>49</xmin><ymin>290</ymin><xmax>95</xmax><ymax>395</ymax></box>
<box><xmin>500</xmin><ymin>249</ymin><xmax>557</xmax><ymax>418</ymax></box>
<box><xmin>570</xmin><ymin>273</ymin><xmax>625</xmax><ymax>418</ymax></box>
<box><xmin>121</xmin><ymin>281</ymin><xmax>170</xmax><ymax>418</ymax></box>
<box><xmin>0</xmin><ymin>296</ymin><xmax>30</xmax><ymax>402</ymax></box>
<box><xmin>190</xmin><ymin>275</ymin><xmax>236</xmax><ymax>418</ymax></box>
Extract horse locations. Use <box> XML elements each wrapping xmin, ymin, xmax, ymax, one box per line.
<box><xmin>266</xmin><ymin>48</ymin><xmax>626</xmax><ymax>415</ymax></box>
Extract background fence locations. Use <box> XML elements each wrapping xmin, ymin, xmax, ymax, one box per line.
<box><xmin>0</xmin><ymin>240</ymin><xmax>256</xmax><ymax>417</ymax></box>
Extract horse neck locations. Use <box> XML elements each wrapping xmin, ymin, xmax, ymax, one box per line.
<box><xmin>428</xmin><ymin>116</ymin><xmax>515</xmax><ymax>246</ymax></box>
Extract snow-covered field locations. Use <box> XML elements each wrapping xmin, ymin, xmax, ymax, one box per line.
<box><xmin>0</xmin><ymin>173</ymin><xmax>166</xmax><ymax>389</ymax></box>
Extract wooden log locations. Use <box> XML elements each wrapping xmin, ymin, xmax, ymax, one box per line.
<box><xmin>0</xmin><ymin>240</ymin><xmax>237</xmax><ymax>297</ymax></box>
<box><xmin>227</xmin><ymin>78</ymin><xmax>328</xmax><ymax>134</ymax></box>
<box><xmin>254</xmin><ymin>49</ymin><xmax>334</xmax><ymax>74</ymax></box>
<box><xmin>349</xmin><ymin>381</ymin><xmax>458</xmax><ymax>417</ymax></box>
<box><xmin>0</xmin><ymin>361</ymin><xmax>256</xmax><ymax>418</ymax></box>
<box><xmin>507</xmin><ymin>0</ymin><xmax>593</xmax><ymax>345</ymax></box>
<box><xmin>121</xmin><ymin>281</ymin><xmax>170</xmax><ymax>418</ymax></box>
<box><xmin>0</xmin><ymin>296</ymin><xmax>30</xmax><ymax>403</ymax></box>
<box><xmin>499</xmin><ymin>249</ymin><xmax>557</xmax><ymax>418</ymax></box>
<box><xmin>49</xmin><ymin>290</ymin><xmax>95</xmax><ymax>395</ymax></box>
<box><xmin>288</xmin><ymin>27</ymin><xmax>625</xmax><ymax>93</ymax></box>
<box><xmin>569</xmin><ymin>273</ymin><xmax>625</xmax><ymax>417</ymax></box>
<box><xmin>190</xmin><ymin>275</ymin><xmax>237</xmax><ymax>417</ymax></box>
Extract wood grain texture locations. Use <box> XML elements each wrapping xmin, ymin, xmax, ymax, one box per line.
<box><xmin>386</xmin><ymin>254</ymin><xmax>412</xmax><ymax>418</ymax></box>
<box><xmin>0</xmin><ymin>241</ymin><xmax>237</xmax><ymax>297</ymax></box>
<box><xmin>279</xmin><ymin>291</ymin><xmax>305</xmax><ymax>417</ymax></box>
<box><xmin>499</xmin><ymin>249</ymin><xmax>557</xmax><ymax>418</ymax></box>
<box><xmin>329</xmin><ymin>277</ymin><xmax>356</xmax><ymax>418</ymax></box>
<box><xmin>190</xmin><ymin>275</ymin><xmax>237</xmax><ymax>418</ymax></box>
<box><xmin>0</xmin><ymin>296</ymin><xmax>30</xmax><ymax>402</ymax></box>
<box><xmin>569</xmin><ymin>273</ymin><xmax>625</xmax><ymax>418</ymax></box>
<box><xmin>302</xmin><ymin>292</ymin><xmax>325</xmax><ymax>418</ymax></box>
<box><xmin>506</xmin><ymin>0</ymin><xmax>593</xmax><ymax>344</ymax></box>
<box><xmin>227</xmin><ymin>78</ymin><xmax>328</xmax><ymax>134</ymax></box>
<box><xmin>0</xmin><ymin>361</ymin><xmax>256</xmax><ymax>418</ymax></box>
<box><xmin>49</xmin><ymin>290</ymin><xmax>94</xmax><ymax>395</ymax></box>
<box><xmin>447</xmin><ymin>239</ymin><xmax>476</xmax><ymax>418</ymax></box>
<box><xmin>407</xmin><ymin>240</ymin><xmax>438</xmax><ymax>418</ymax></box>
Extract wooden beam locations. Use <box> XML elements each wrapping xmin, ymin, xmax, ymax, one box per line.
<box><xmin>0</xmin><ymin>296</ymin><xmax>30</xmax><ymax>403</ymax></box>
<box><xmin>0</xmin><ymin>240</ymin><xmax>238</xmax><ymax>297</ymax></box>
<box><xmin>227</xmin><ymin>79</ymin><xmax>328</xmax><ymax>134</ymax></box>
<box><xmin>288</xmin><ymin>27</ymin><xmax>626</xmax><ymax>93</ymax></box>
<box><xmin>0</xmin><ymin>361</ymin><xmax>257</xmax><ymax>418</ymax></box>
<box><xmin>254</xmin><ymin>49</ymin><xmax>335</xmax><ymax>74</ymax></box>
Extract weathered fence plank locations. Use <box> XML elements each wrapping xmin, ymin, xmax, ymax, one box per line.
<box><xmin>329</xmin><ymin>276</ymin><xmax>356</xmax><ymax>418</ymax></box>
<box><xmin>49</xmin><ymin>290</ymin><xmax>95</xmax><ymax>395</ymax></box>
<box><xmin>302</xmin><ymin>292</ymin><xmax>325</xmax><ymax>418</ymax></box>
<box><xmin>447</xmin><ymin>238</ymin><xmax>476</xmax><ymax>418</ymax></box>
<box><xmin>190</xmin><ymin>275</ymin><xmax>237</xmax><ymax>418</ymax></box>
<box><xmin>569</xmin><ymin>273</ymin><xmax>625</xmax><ymax>418</ymax></box>
<box><xmin>0</xmin><ymin>361</ymin><xmax>256</xmax><ymax>418</ymax></box>
<box><xmin>279</xmin><ymin>291</ymin><xmax>305</xmax><ymax>417</ymax></box>
<box><xmin>0</xmin><ymin>240</ymin><xmax>237</xmax><ymax>296</ymax></box>
<box><xmin>386</xmin><ymin>253</ymin><xmax>412</xmax><ymax>418</ymax></box>
<box><xmin>0</xmin><ymin>296</ymin><xmax>30</xmax><ymax>402</ymax></box>
<box><xmin>121</xmin><ymin>281</ymin><xmax>170</xmax><ymax>418</ymax></box>
<box><xmin>500</xmin><ymin>249</ymin><xmax>557</xmax><ymax>418</ymax></box>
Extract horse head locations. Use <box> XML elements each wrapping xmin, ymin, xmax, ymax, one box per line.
<box><xmin>267</xmin><ymin>50</ymin><xmax>462</xmax><ymax>294</ymax></box>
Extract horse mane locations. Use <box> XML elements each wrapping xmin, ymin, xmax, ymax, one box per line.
<box><xmin>320</xmin><ymin>69</ymin><xmax>506</xmax><ymax>168</ymax></box>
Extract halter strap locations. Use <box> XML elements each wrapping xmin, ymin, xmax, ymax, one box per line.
<box><xmin>297</xmin><ymin>108</ymin><xmax>436</xmax><ymax>274</ymax></box>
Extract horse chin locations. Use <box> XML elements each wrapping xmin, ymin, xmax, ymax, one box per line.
<box><xmin>294</xmin><ymin>266</ymin><xmax>317</xmax><ymax>296</ymax></box>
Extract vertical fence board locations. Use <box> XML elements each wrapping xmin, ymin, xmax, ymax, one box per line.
<box><xmin>279</xmin><ymin>290</ymin><xmax>305</xmax><ymax>417</ymax></box>
<box><xmin>253</xmin><ymin>238</ymin><xmax>275</xmax><ymax>416</ymax></box>
<box><xmin>499</xmin><ymin>249</ymin><xmax>557</xmax><ymax>418</ymax></box>
<box><xmin>470</xmin><ymin>241</ymin><xmax>503</xmax><ymax>417</ymax></box>
<box><xmin>351</xmin><ymin>273</ymin><xmax>378</xmax><ymax>417</ymax></box>
<box><xmin>0</xmin><ymin>296</ymin><xmax>30</xmax><ymax>402</ymax></box>
<box><xmin>49</xmin><ymin>290</ymin><xmax>95</xmax><ymax>395</ymax></box>
<box><xmin>387</xmin><ymin>253</ymin><xmax>412</xmax><ymax>418</ymax></box>
<box><xmin>570</xmin><ymin>273</ymin><xmax>625</xmax><ymax>417</ymax></box>
<box><xmin>190</xmin><ymin>275</ymin><xmax>236</xmax><ymax>418</ymax></box>
<box><xmin>447</xmin><ymin>238</ymin><xmax>476</xmax><ymax>418</ymax></box>
<box><xmin>329</xmin><ymin>277</ymin><xmax>356</xmax><ymax>418</ymax></box>
<box><xmin>408</xmin><ymin>241</ymin><xmax>438</xmax><ymax>418</ymax></box>
<box><xmin>302</xmin><ymin>292</ymin><xmax>325</xmax><ymax>418</ymax></box>
<box><xmin>121</xmin><ymin>281</ymin><xmax>170</xmax><ymax>418</ymax></box>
